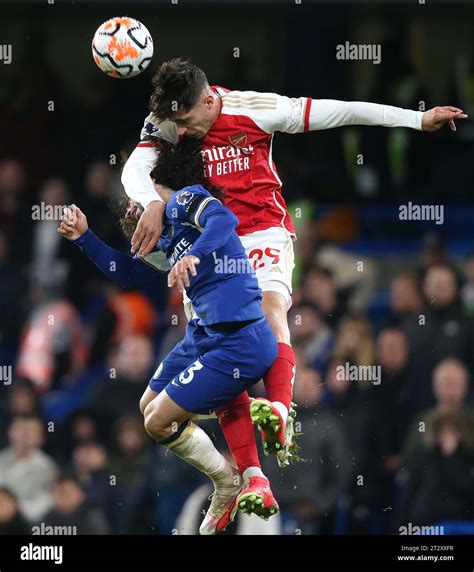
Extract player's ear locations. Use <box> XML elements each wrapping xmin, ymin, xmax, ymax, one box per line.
<box><xmin>204</xmin><ymin>94</ymin><xmax>214</xmax><ymax>110</ymax></box>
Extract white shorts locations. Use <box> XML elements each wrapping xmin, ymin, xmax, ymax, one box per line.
<box><xmin>240</xmin><ymin>226</ymin><xmax>295</xmax><ymax>309</ymax></box>
<box><xmin>182</xmin><ymin>226</ymin><xmax>295</xmax><ymax>318</ymax></box>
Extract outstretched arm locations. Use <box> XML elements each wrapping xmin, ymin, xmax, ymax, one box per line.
<box><xmin>304</xmin><ymin>100</ymin><xmax>467</xmax><ymax>132</ymax></box>
<box><xmin>243</xmin><ymin>90</ymin><xmax>468</xmax><ymax>134</ymax></box>
<box><xmin>58</xmin><ymin>205</ymin><xmax>158</xmax><ymax>289</ymax></box>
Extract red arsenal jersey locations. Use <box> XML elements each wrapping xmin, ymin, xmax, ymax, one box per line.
<box><xmin>201</xmin><ymin>86</ymin><xmax>301</xmax><ymax>236</ymax></box>
<box><xmin>137</xmin><ymin>86</ymin><xmax>314</xmax><ymax>237</ymax></box>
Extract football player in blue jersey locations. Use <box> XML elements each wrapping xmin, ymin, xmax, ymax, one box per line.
<box><xmin>58</xmin><ymin>139</ymin><xmax>280</xmax><ymax>534</ymax></box>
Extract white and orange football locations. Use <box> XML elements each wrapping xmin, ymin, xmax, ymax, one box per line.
<box><xmin>92</xmin><ymin>16</ymin><xmax>154</xmax><ymax>78</ymax></box>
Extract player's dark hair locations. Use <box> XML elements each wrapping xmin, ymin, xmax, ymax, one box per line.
<box><xmin>112</xmin><ymin>195</ymin><xmax>143</xmax><ymax>242</ymax></box>
<box><xmin>115</xmin><ymin>137</ymin><xmax>224</xmax><ymax>240</ymax></box>
<box><xmin>149</xmin><ymin>58</ymin><xmax>209</xmax><ymax>121</ymax></box>
<box><xmin>151</xmin><ymin>137</ymin><xmax>224</xmax><ymax>198</ymax></box>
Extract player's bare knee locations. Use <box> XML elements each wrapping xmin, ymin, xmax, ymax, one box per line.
<box><xmin>139</xmin><ymin>395</ymin><xmax>148</xmax><ymax>416</ymax></box>
<box><xmin>143</xmin><ymin>402</ymin><xmax>164</xmax><ymax>438</ymax></box>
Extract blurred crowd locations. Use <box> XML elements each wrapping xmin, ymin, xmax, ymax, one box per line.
<box><xmin>2</xmin><ymin>153</ymin><xmax>474</xmax><ymax>536</ymax></box>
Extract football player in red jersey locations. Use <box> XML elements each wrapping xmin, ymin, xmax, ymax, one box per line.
<box><xmin>121</xmin><ymin>57</ymin><xmax>467</xmax><ymax>479</ymax></box>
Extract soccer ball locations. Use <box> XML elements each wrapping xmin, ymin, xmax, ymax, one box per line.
<box><xmin>92</xmin><ymin>16</ymin><xmax>153</xmax><ymax>78</ymax></box>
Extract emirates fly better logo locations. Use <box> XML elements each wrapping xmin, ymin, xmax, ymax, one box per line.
<box><xmin>202</xmin><ymin>140</ymin><xmax>254</xmax><ymax>178</ymax></box>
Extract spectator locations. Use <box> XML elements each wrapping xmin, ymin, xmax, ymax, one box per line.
<box><xmin>368</xmin><ymin>329</ymin><xmax>414</xmax><ymax>473</ymax></box>
<box><xmin>110</xmin><ymin>414</ymin><xmax>156</xmax><ymax>534</ymax></box>
<box><xmin>67</xmin><ymin>410</ymin><xmax>99</xmax><ymax>447</ymax></box>
<box><xmin>314</xmin><ymin>244</ymin><xmax>377</xmax><ymax>314</ymax></box>
<box><xmin>7</xmin><ymin>378</ymin><xmax>41</xmax><ymax>417</ymax></box>
<box><xmin>402</xmin><ymin>263</ymin><xmax>474</xmax><ymax>412</ymax></box>
<box><xmin>0</xmin><ymin>230</ymin><xmax>29</xmax><ymax>360</ymax></box>
<box><xmin>0</xmin><ymin>487</ymin><xmax>30</xmax><ymax>535</ymax></box>
<box><xmin>0</xmin><ymin>158</ymin><xmax>33</xmax><ymax>263</ymax></box>
<box><xmin>402</xmin><ymin>358</ymin><xmax>474</xmax><ymax>465</ymax></box>
<box><xmin>462</xmin><ymin>252</ymin><xmax>474</xmax><ymax>315</ymax></box>
<box><xmin>0</xmin><ymin>378</ymin><xmax>42</xmax><ymax>448</ymax></box>
<box><xmin>47</xmin><ymin>409</ymin><xmax>100</xmax><ymax>464</ymax></box>
<box><xmin>88</xmin><ymin>334</ymin><xmax>155</xmax><ymax>441</ymax></box>
<box><xmin>418</xmin><ymin>233</ymin><xmax>447</xmax><ymax>272</ymax></box>
<box><xmin>71</xmin><ymin>441</ymin><xmax>118</xmax><ymax>531</ymax></box>
<box><xmin>119</xmin><ymin>443</ymin><xmax>206</xmax><ymax>534</ymax></box>
<box><xmin>65</xmin><ymin>161</ymin><xmax>125</xmax><ymax>307</ymax></box>
<box><xmin>80</xmin><ymin>161</ymin><xmax>124</xmax><ymax>248</ymax></box>
<box><xmin>363</xmin><ymin>329</ymin><xmax>414</xmax><ymax>531</ymax></box>
<box><xmin>30</xmin><ymin>177</ymin><xmax>71</xmax><ymax>297</ymax></box>
<box><xmin>108</xmin><ymin>414</ymin><xmax>151</xmax><ymax>491</ymax></box>
<box><xmin>16</xmin><ymin>298</ymin><xmax>89</xmax><ymax>393</ymax></box>
<box><xmin>0</xmin><ymin>416</ymin><xmax>58</xmax><ymax>522</ymax></box>
<box><xmin>324</xmin><ymin>357</ymin><xmax>369</xmax><ymax>477</ymax></box>
<box><xmin>87</xmin><ymin>286</ymin><xmax>157</xmax><ymax>366</ymax></box>
<box><xmin>396</xmin><ymin>410</ymin><xmax>474</xmax><ymax>529</ymax></box>
<box><xmin>333</xmin><ymin>315</ymin><xmax>375</xmax><ymax>368</ymax></box>
<box><xmin>388</xmin><ymin>273</ymin><xmax>423</xmax><ymax>328</ymax></box>
<box><xmin>300</xmin><ymin>266</ymin><xmax>346</xmax><ymax>328</ymax></box>
<box><xmin>289</xmin><ymin>302</ymin><xmax>334</xmax><ymax>372</ymax></box>
<box><xmin>261</xmin><ymin>366</ymin><xmax>351</xmax><ymax>534</ymax></box>
<box><xmin>42</xmin><ymin>474</ymin><xmax>109</xmax><ymax>535</ymax></box>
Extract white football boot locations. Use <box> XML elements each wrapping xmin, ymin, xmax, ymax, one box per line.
<box><xmin>199</xmin><ymin>468</ymin><xmax>242</xmax><ymax>535</ymax></box>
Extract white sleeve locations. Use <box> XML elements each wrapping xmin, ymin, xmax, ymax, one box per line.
<box><xmin>221</xmin><ymin>91</ymin><xmax>307</xmax><ymax>134</ymax></box>
<box><xmin>121</xmin><ymin>145</ymin><xmax>162</xmax><ymax>208</ymax></box>
<box><xmin>121</xmin><ymin>114</ymin><xmax>180</xmax><ymax>209</ymax></box>
<box><xmin>236</xmin><ymin>92</ymin><xmax>422</xmax><ymax>134</ymax></box>
<box><xmin>307</xmin><ymin>99</ymin><xmax>423</xmax><ymax>131</ymax></box>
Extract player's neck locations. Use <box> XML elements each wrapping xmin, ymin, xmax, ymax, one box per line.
<box><xmin>154</xmin><ymin>184</ymin><xmax>173</xmax><ymax>203</ymax></box>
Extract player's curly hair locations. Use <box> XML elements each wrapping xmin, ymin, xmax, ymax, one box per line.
<box><xmin>149</xmin><ymin>58</ymin><xmax>209</xmax><ymax>121</ymax></box>
<box><xmin>150</xmin><ymin>136</ymin><xmax>223</xmax><ymax>197</ymax></box>
<box><xmin>115</xmin><ymin>137</ymin><xmax>224</xmax><ymax>240</ymax></box>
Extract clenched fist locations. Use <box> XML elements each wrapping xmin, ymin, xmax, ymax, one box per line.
<box><xmin>57</xmin><ymin>204</ymin><xmax>88</xmax><ymax>241</ymax></box>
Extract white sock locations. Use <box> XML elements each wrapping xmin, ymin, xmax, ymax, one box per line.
<box><xmin>242</xmin><ymin>466</ymin><xmax>265</xmax><ymax>484</ymax></box>
<box><xmin>273</xmin><ymin>401</ymin><xmax>289</xmax><ymax>423</ymax></box>
<box><xmin>164</xmin><ymin>422</ymin><xmax>239</xmax><ymax>489</ymax></box>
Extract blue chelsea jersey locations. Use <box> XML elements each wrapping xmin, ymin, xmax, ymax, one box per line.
<box><xmin>158</xmin><ymin>184</ymin><xmax>263</xmax><ymax>326</ymax></box>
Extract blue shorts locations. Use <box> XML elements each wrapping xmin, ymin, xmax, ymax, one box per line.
<box><xmin>149</xmin><ymin>317</ymin><xmax>277</xmax><ymax>415</ymax></box>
